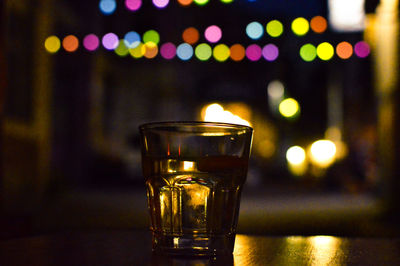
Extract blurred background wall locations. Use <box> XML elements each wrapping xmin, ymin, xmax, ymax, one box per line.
<box><xmin>1</xmin><ymin>0</ymin><xmax>400</xmax><ymax>239</ymax></box>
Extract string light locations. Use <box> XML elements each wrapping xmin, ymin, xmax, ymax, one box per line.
<box><xmin>99</xmin><ymin>0</ymin><xmax>116</xmax><ymax>15</ymax></box>
<box><xmin>317</xmin><ymin>42</ymin><xmax>334</xmax><ymax>60</ymax></box>
<box><xmin>246</xmin><ymin>21</ymin><xmax>263</xmax><ymax>40</ymax></box>
<box><xmin>299</xmin><ymin>43</ymin><xmax>317</xmax><ymax>62</ymax></box>
<box><xmin>102</xmin><ymin>33</ymin><xmax>119</xmax><ymax>50</ymax></box>
<box><xmin>291</xmin><ymin>17</ymin><xmax>309</xmax><ymax>36</ymax></box>
<box><xmin>125</xmin><ymin>0</ymin><xmax>142</xmax><ymax>11</ymax></box>
<box><xmin>176</xmin><ymin>43</ymin><xmax>193</xmax><ymax>60</ymax></box>
<box><xmin>182</xmin><ymin>27</ymin><xmax>200</xmax><ymax>44</ymax></box>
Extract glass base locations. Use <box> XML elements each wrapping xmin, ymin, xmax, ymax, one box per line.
<box><xmin>151</xmin><ymin>232</ymin><xmax>236</xmax><ymax>257</ymax></box>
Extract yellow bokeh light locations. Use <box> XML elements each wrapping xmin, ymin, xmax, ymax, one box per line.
<box><xmin>309</xmin><ymin>140</ymin><xmax>337</xmax><ymax>168</ymax></box>
<box><xmin>279</xmin><ymin>98</ymin><xmax>300</xmax><ymax>118</ymax></box>
<box><xmin>317</xmin><ymin>42</ymin><xmax>334</xmax><ymax>60</ymax></box>
<box><xmin>213</xmin><ymin>44</ymin><xmax>230</xmax><ymax>62</ymax></box>
<box><xmin>129</xmin><ymin>42</ymin><xmax>145</xmax><ymax>58</ymax></box>
<box><xmin>44</xmin><ymin>35</ymin><xmax>61</xmax><ymax>53</ymax></box>
<box><xmin>286</xmin><ymin>146</ymin><xmax>306</xmax><ymax>165</ymax></box>
<box><xmin>201</xmin><ymin>103</ymin><xmax>251</xmax><ymax>126</ymax></box>
<box><xmin>291</xmin><ymin>17</ymin><xmax>309</xmax><ymax>36</ymax></box>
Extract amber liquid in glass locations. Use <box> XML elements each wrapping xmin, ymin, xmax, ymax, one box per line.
<box><xmin>143</xmin><ymin>155</ymin><xmax>248</xmax><ymax>256</ymax></box>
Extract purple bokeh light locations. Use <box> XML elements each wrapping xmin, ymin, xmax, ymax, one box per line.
<box><xmin>83</xmin><ymin>34</ymin><xmax>100</xmax><ymax>51</ymax></box>
<box><xmin>102</xmin><ymin>33</ymin><xmax>119</xmax><ymax>50</ymax></box>
<box><xmin>160</xmin><ymin>42</ymin><xmax>176</xmax><ymax>59</ymax></box>
<box><xmin>354</xmin><ymin>41</ymin><xmax>370</xmax><ymax>58</ymax></box>
<box><xmin>262</xmin><ymin>44</ymin><xmax>279</xmax><ymax>61</ymax></box>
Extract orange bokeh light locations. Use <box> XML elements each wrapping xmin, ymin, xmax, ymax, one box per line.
<box><xmin>336</xmin><ymin>41</ymin><xmax>353</xmax><ymax>59</ymax></box>
<box><xmin>182</xmin><ymin>27</ymin><xmax>200</xmax><ymax>45</ymax></box>
<box><xmin>177</xmin><ymin>0</ymin><xmax>193</xmax><ymax>7</ymax></box>
<box><xmin>310</xmin><ymin>16</ymin><xmax>327</xmax><ymax>34</ymax></box>
<box><xmin>144</xmin><ymin>43</ymin><xmax>158</xmax><ymax>59</ymax></box>
<box><xmin>230</xmin><ymin>44</ymin><xmax>245</xmax><ymax>61</ymax></box>
<box><xmin>62</xmin><ymin>35</ymin><xmax>79</xmax><ymax>52</ymax></box>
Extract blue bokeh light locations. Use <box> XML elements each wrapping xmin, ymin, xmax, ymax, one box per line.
<box><xmin>99</xmin><ymin>0</ymin><xmax>117</xmax><ymax>15</ymax></box>
<box><xmin>176</xmin><ymin>43</ymin><xmax>193</xmax><ymax>61</ymax></box>
<box><xmin>246</xmin><ymin>21</ymin><xmax>264</xmax><ymax>40</ymax></box>
<box><xmin>124</xmin><ymin>31</ymin><xmax>141</xmax><ymax>48</ymax></box>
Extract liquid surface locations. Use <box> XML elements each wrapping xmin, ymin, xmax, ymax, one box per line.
<box><xmin>143</xmin><ymin>156</ymin><xmax>248</xmax><ymax>236</ymax></box>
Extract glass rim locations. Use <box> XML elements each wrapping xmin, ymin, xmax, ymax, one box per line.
<box><xmin>139</xmin><ymin>121</ymin><xmax>253</xmax><ymax>132</ymax></box>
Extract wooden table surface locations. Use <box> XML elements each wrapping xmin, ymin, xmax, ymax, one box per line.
<box><xmin>1</xmin><ymin>230</ymin><xmax>399</xmax><ymax>265</ymax></box>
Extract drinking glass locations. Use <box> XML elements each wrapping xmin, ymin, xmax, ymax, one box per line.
<box><xmin>139</xmin><ymin>122</ymin><xmax>253</xmax><ymax>256</ymax></box>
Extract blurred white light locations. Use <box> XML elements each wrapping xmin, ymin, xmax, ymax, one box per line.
<box><xmin>286</xmin><ymin>146</ymin><xmax>306</xmax><ymax>165</ymax></box>
<box><xmin>328</xmin><ymin>0</ymin><xmax>366</xmax><ymax>32</ymax></box>
<box><xmin>203</xmin><ymin>103</ymin><xmax>251</xmax><ymax>126</ymax></box>
<box><xmin>267</xmin><ymin>80</ymin><xmax>284</xmax><ymax>99</ymax></box>
<box><xmin>309</xmin><ymin>140</ymin><xmax>337</xmax><ymax>167</ymax></box>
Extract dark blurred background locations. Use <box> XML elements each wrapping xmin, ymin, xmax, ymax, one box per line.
<box><xmin>1</xmin><ymin>0</ymin><xmax>400</xmax><ymax>239</ymax></box>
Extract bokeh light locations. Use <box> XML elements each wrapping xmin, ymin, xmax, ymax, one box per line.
<box><xmin>317</xmin><ymin>42</ymin><xmax>334</xmax><ymax>60</ymax></box>
<box><xmin>310</xmin><ymin>16</ymin><xmax>327</xmax><ymax>33</ymax></box>
<box><xmin>124</xmin><ymin>31</ymin><xmax>141</xmax><ymax>48</ymax></box>
<box><xmin>266</xmin><ymin>20</ymin><xmax>284</xmax><ymax>37</ymax></box>
<box><xmin>220</xmin><ymin>0</ymin><xmax>233</xmax><ymax>3</ymax></box>
<box><xmin>152</xmin><ymin>0</ymin><xmax>169</xmax><ymax>9</ymax></box>
<box><xmin>177</xmin><ymin>0</ymin><xmax>193</xmax><ymax>6</ymax></box>
<box><xmin>115</xmin><ymin>40</ymin><xmax>130</xmax><ymax>57</ymax></box>
<box><xmin>195</xmin><ymin>43</ymin><xmax>212</xmax><ymax>61</ymax></box>
<box><xmin>160</xmin><ymin>42</ymin><xmax>176</xmax><ymax>59</ymax></box>
<box><xmin>267</xmin><ymin>80</ymin><xmax>284</xmax><ymax>99</ymax></box>
<box><xmin>44</xmin><ymin>35</ymin><xmax>61</xmax><ymax>53</ymax></box>
<box><xmin>336</xmin><ymin>41</ymin><xmax>353</xmax><ymax>59</ymax></box>
<box><xmin>213</xmin><ymin>44</ymin><xmax>230</xmax><ymax>62</ymax></box>
<box><xmin>354</xmin><ymin>41</ymin><xmax>370</xmax><ymax>58</ymax></box>
<box><xmin>286</xmin><ymin>146</ymin><xmax>307</xmax><ymax>176</ymax></box>
<box><xmin>176</xmin><ymin>43</ymin><xmax>193</xmax><ymax>60</ymax></box>
<box><xmin>102</xmin><ymin>33</ymin><xmax>119</xmax><ymax>50</ymax></box>
<box><xmin>83</xmin><ymin>34</ymin><xmax>99</xmax><ymax>51</ymax></box>
<box><xmin>125</xmin><ymin>0</ymin><xmax>142</xmax><ymax>11</ymax></box>
<box><xmin>246</xmin><ymin>44</ymin><xmax>262</xmax><ymax>61</ymax></box>
<box><xmin>182</xmin><ymin>27</ymin><xmax>200</xmax><ymax>44</ymax></box>
<box><xmin>62</xmin><ymin>35</ymin><xmax>79</xmax><ymax>52</ymax></box>
<box><xmin>291</xmin><ymin>17</ymin><xmax>309</xmax><ymax>36</ymax></box>
<box><xmin>246</xmin><ymin>21</ymin><xmax>264</xmax><ymax>40</ymax></box>
<box><xmin>143</xmin><ymin>30</ymin><xmax>160</xmax><ymax>45</ymax></box>
<box><xmin>204</xmin><ymin>25</ymin><xmax>222</xmax><ymax>43</ymax></box>
<box><xmin>262</xmin><ymin>44</ymin><xmax>279</xmax><ymax>61</ymax></box>
<box><xmin>194</xmin><ymin>0</ymin><xmax>209</xmax><ymax>6</ymax></box>
<box><xmin>299</xmin><ymin>44</ymin><xmax>317</xmax><ymax>62</ymax></box>
<box><xmin>279</xmin><ymin>98</ymin><xmax>300</xmax><ymax>118</ymax></box>
<box><xmin>309</xmin><ymin>140</ymin><xmax>336</xmax><ymax>168</ymax></box>
<box><xmin>129</xmin><ymin>42</ymin><xmax>145</xmax><ymax>58</ymax></box>
<box><xmin>202</xmin><ymin>103</ymin><xmax>251</xmax><ymax>127</ymax></box>
<box><xmin>230</xmin><ymin>44</ymin><xmax>245</xmax><ymax>61</ymax></box>
<box><xmin>99</xmin><ymin>0</ymin><xmax>116</xmax><ymax>15</ymax></box>
<box><xmin>144</xmin><ymin>42</ymin><xmax>158</xmax><ymax>59</ymax></box>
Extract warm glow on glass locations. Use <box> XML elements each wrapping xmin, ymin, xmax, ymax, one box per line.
<box><xmin>176</xmin><ymin>43</ymin><xmax>193</xmax><ymax>60</ymax></box>
<box><xmin>317</xmin><ymin>42</ymin><xmax>334</xmax><ymax>60</ymax></box>
<box><xmin>354</xmin><ymin>41</ymin><xmax>370</xmax><ymax>58</ymax></box>
<box><xmin>246</xmin><ymin>44</ymin><xmax>262</xmax><ymax>61</ymax></box>
<box><xmin>262</xmin><ymin>44</ymin><xmax>279</xmax><ymax>61</ymax></box>
<box><xmin>83</xmin><ymin>34</ymin><xmax>100</xmax><ymax>51</ymax></box>
<box><xmin>99</xmin><ymin>0</ymin><xmax>116</xmax><ymax>15</ymax></box>
<box><xmin>177</xmin><ymin>0</ymin><xmax>193</xmax><ymax>6</ymax></box>
<box><xmin>213</xmin><ymin>44</ymin><xmax>230</xmax><ymax>62</ymax></box>
<box><xmin>152</xmin><ymin>0</ymin><xmax>169</xmax><ymax>8</ymax></box>
<box><xmin>266</xmin><ymin>20</ymin><xmax>284</xmax><ymax>37</ymax></box>
<box><xmin>125</xmin><ymin>0</ymin><xmax>142</xmax><ymax>11</ymax></box>
<box><xmin>308</xmin><ymin>236</ymin><xmax>341</xmax><ymax>266</ymax></box>
<box><xmin>230</xmin><ymin>44</ymin><xmax>245</xmax><ymax>61</ymax></box>
<box><xmin>195</xmin><ymin>43</ymin><xmax>212</xmax><ymax>61</ymax></box>
<box><xmin>279</xmin><ymin>98</ymin><xmax>300</xmax><ymax>118</ymax></box>
<box><xmin>143</xmin><ymin>30</ymin><xmax>160</xmax><ymax>45</ymax></box>
<box><xmin>62</xmin><ymin>35</ymin><xmax>79</xmax><ymax>52</ymax></box>
<box><xmin>202</xmin><ymin>103</ymin><xmax>251</xmax><ymax>126</ymax></box>
<box><xmin>129</xmin><ymin>42</ymin><xmax>145</xmax><ymax>58</ymax></box>
<box><xmin>44</xmin><ymin>35</ymin><xmax>61</xmax><ymax>53</ymax></box>
<box><xmin>194</xmin><ymin>0</ymin><xmax>209</xmax><ymax>6</ymax></box>
<box><xmin>300</xmin><ymin>43</ymin><xmax>317</xmax><ymax>62</ymax></box>
<box><xmin>291</xmin><ymin>17</ymin><xmax>309</xmax><ymax>36</ymax></box>
<box><xmin>160</xmin><ymin>42</ymin><xmax>176</xmax><ymax>59</ymax></box>
<box><xmin>310</xmin><ymin>16</ymin><xmax>328</xmax><ymax>33</ymax></box>
<box><xmin>246</xmin><ymin>21</ymin><xmax>264</xmax><ymax>40</ymax></box>
<box><xmin>204</xmin><ymin>25</ymin><xmax>222</xmax><ymax>43</ymax></box>
<box><xmin>144</xmin><ymin>42</ymin><xmax>158</xmax><ymax>59</ymax></box>
<box><xmin>182</xmin><ymin>27</ymin><xmax>200</xmax><ymax>44</ymax></box>
<box><xmin>115</xmin><ymin>39</ymin><xmax>130</xmax><ymax>56</ymax></box>
<box><xmin>336</xmin><ymin>41</ymin><xmax>353</xmax><ymax>59</ymax></box>
<box><xmin>309</xmin><ymin>140</ymin><xmax>337</xmax><ymax>167</ymax></box>
<box><xmin>102</xmin><ymin>33</ymin><xmax>119</xmax><ymax>50</ymax></box>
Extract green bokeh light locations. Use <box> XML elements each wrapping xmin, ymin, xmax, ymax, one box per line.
<box><xmin>195</xmin><ymin>43</ymin><xmax>212</xmax><ymax>61</ymax></box>
<box><xmin>194</xmin><ymin>0</ymin><xmax>209</xmax><ymax>5</ymax></box>
<box><xmin>115</xmin><ymin>39</ymin><xmax>130</xmax><ymax>57</ymax></box>
<box><xmin>299</xmin><ymin>44</ymin><xmax>317</xmax><ymax>62</ymax></box>
<box><xmin>143</xmin><ymin>30</ymin><xmax>160</xmax><ymax>45</ymax></box>
<box><xmin>266</xmin><ymin>20</ymin><xmax>284</xmax><ymax>38</ymax></box>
